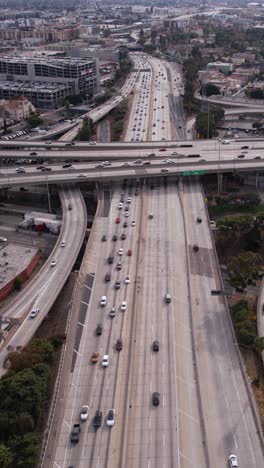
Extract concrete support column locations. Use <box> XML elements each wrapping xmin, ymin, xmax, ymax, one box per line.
<box><xmin>217</xmin><ymin>172</ymin><xmax>223</xmax><ymax>194</ymax></box>
<box><xmin>256</xmin><ymin>172</ymin><xmax>259</xmax><ymax>189</ymax></box>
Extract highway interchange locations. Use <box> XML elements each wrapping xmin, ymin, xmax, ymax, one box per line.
<box><xmin>36</xmin><ymin>54</ymin><xmax>264</xmax><ymax>468</ymax></box>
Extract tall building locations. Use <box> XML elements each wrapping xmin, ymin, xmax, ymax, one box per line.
<box><xmin>0</xmin><ymin>56</ymin><xmax>99</xmax><ymax>109</ymax></box>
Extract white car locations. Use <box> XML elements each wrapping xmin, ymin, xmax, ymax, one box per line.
<box><xmin>61</xmin><ymin>241</ymin><xmax>66</xmax><ymax>247</ymax></box>
<box><xmin>131</xmin><ymin>221</ymin><xmax>136</xmax><ymax>226</ymax></box>
<box><xmin>221</xmin><ymin>139</ymin><xmax>230</xmax><ymax>144</ymax></box>
<box><xmin>102</xmin><ymin>354</ymin><xmax>109</xmax><ymax>367</ymax></box>
<box><xmin>118</xmin><ymin>202</ymin><xmax>123</xmax><ymax>209</ymax></box>
<box><xmin>124</xmin><ymin>211</ymin><xmax>129</xmax><ymax>217</ymax></box>
<box><xmin>125</xmin><ymin>275</ymin><xmax>130</xmax><ymax>284</ymax></box>
<box><xmin>118</xmin><ymin>248</ymin><xmax>124</xmax><ymax>256</ymax></box>
<box><xmin>120</xmin><ymin>301</ymin><xmax>127</xmax><ymax>311</ymax></box>
<box><xmin>50</xmin><ymin>259</ymin><xmax>57</xmax><ymax>267</ymax></box>
<box><xmin>100</xmin><ymin>296</ymin><xmax>107</xmax><ymax>306</ymax></box>
<box><xmin>77</xmin><ymin>173</ymin><xmax>87</xmax><ymax>178</ymax></box>
<box><xmin>89</xmin><ymin>141</ymin><xmax>97</xmax><ymax>146</ymax></box>
<box><xmin>127</xmin><ymin>198</ymin><xmax>132</xmax><ymax>204</ymax></box>
<box><xmin>0</xmin><ymin>237</ymin><xmax>7</xmax><ymax>242</ymax></box>
<box><xmin>106</xmin><ymin>409</ymin><xmax>115</xmax><ymax>427</ymax></box>
<box><xmin>30</xmin><ymin>307</ymin><xmax>39</xmax><ymax>319</ymax></box>
<box><xmin>228</xmin><ymin>454</ymin><xmax>238</xmax><ymax>467</ymax></box>
<box><xmin>80</xmin><ymin>405</ymin><xmax>89</xmax><ymax>421</ymax></box>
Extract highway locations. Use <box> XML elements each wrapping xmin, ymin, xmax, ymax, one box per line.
<box><xmin>0</xmin><ymin>186</ymin><xmax>87</xmax><ymax>368</ymax></box>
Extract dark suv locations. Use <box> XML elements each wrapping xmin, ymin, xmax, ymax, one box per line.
<box><xmin>152</xmin><ymin>341</ymin><xmax>159</xmax><ymax>352</ymax></box>
<box><xmin>96</xmin><ymin>323</ymin><xmax>103</xmax><ymax>336</ymax></box>
<box><xmin>152</xmin><ymin>392</ymin><xmax>160</xmax><ymax>406</ymax></box>
<box><xmin>116</xmin><ymin>339</ymin><xmax>123</xmax><ymax>351</ymax></box>
<box><xmin>107</xmin><ymin>256</ymin><xmax>114</xmax><ymax>264</ymax></box>
<box><xmin>71</xmin><ymin>424</ymin><xmax>81</xmax><ymax>443</ymax></box>
<box><xmin>93</xmin><ymin>410</ymin><xmax>102</xmax><ymax>429</ymax></box>
<box><xmin>105</xmin><ymin>272</ymin><xmax>111</xmax><ymax>282</ymax></box>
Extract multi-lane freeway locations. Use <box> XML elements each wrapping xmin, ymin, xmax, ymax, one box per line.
<box><xmin>39</xmin><ymin>53</ymin><xmax>264</xmax><ymax>468</ymax></box>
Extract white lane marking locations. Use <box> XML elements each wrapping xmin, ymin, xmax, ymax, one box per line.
<box><xmin>73</xmin><ymin>350</ymin><xmax>82</xmax><ymax>357</ymax></box>
<box><xmin>77</xmin><ymin>322</ymin><xmax>86</xmax><ymax>327</ymax></box>
<box><xmin>163</xmin><ymin>433</ymin><xmax>165</xmax><ymax>446</ymax></box>
<box><xmin>176</xmin><ymin>375</ymin><xmax>195</xmax><ymax>388</ymax></box>
<box><xmin>179</xmin><ymin>451</ymin><xmax>195</xmax><ymax>465</ymax></box>
<box><xmin>63</xmin><ymin>420</ymin><xmax>70</xmax><ymax>429</ymax></box>
<box><xmin>54</xmin><ymin>462</ymin><xmax>61</xmax><ymax>468</ymax></box>
<box><xmin>81</xmin><ymin>301</ymin><xmax>89</xmax><ymax>306</ymax></box>
<box><xmin>175</xmin><ymin>343</ymin><xmax>192</xmax><ymax>353</ymax></box>
<box><xmin>177</xmin><ymin>408</ymin><xmax>199</xmax><ymax>423</ymax></box>
<box><xmin>84</xmin><ymin>284</ymin><xmax>92</xmax><ymax>290</ymax></box>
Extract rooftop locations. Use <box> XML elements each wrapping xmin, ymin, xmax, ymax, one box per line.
<box><xmin>0</xmin><ymin>243</ymin><xmax>38</xmax><ymax>290</ymax></box>
<box><xmin>0</xmin><ymin>80</ymin><xmax>69</xmax><ymax>93</ymax></box>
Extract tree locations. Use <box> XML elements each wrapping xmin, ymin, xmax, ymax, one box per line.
<box><xmin>227</xmin><ymin>251</ymin><xmax>261</xmax><ymax>287</ymax></box>
<box><xmin>26</xmin><ymin>112</ymin><xmax>43</xmax><ymax>128</ymax></box>
<box><xmin>139</xmin><ymin>28</ymin><xmax>145</xmax><ymax>45</ymax></box>
<box><xmin>3</xmin><ymin>118</ymin><xmax>7</xmax><ymax>135</ymax></box>
<box><xmin>250</xmin><ymin>89</ymin><xmax>264</xmax><ymax>99</ymax></box>
<box><xmin>202</xmin><ymin>83</ymin><xmax>221</xmax><ymax>97</ymax></box>
<box><xmin>77</xmin><ymin>117</ymin><xmax>95</xmax><ymax>142</ymax></box>
<box><xmin>252</xmin><ymin>121</ymin><xmax>263</xmax><ymax>129</ymax></box>
<box><xmin>0</xmin><ymin>444</ymin><xmax>13</xmax><ymax>467</ymax></box>
<box><xmin>102</xmin><ymin>28</ymin><xmax>111</xmax><ymax>38</ymax></box>
<box><xmin>253</xmin><ymin>336</ymin><xmax>264</xmax><ymax>379</ymax></box>
<box><xmin>9</xmin><ymin>433</ymin><xmax>40</xmax><ymax>468</ymax></box>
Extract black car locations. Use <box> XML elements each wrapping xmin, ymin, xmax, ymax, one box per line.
<box><xmin>112</xmin><ymin>235</ymin><xmax>118</xmax><ymax>241</ymax></box>
<box><xmin>71</xmin><ymin>424</ymin><xmax>81</xmax><ymax>443</ymax></box>
<box><xmin>62</xmin><ymin>163</ymin><xmax>72</xmax><ymax>168</ymax></box>
<box><xmin>102</xmin><ymin>235</ymin><xmax>107</xmax><ymax>241</ymax></box>
<box><xmin>114</xmin><ymin>281</ymin><xmax>121</xmax><ymax>290</ymax></box>
<box><xmin>241</xmin><ymin>146</ymin><xmax>249</xmax><ymax>149</ymax></box>
<box><xmin>152</xmin><ymin>392</ymin><xmax>160</xmax><ymax>406</ymax></box>
<box><xmin>121</xmin><ymin>233</ymin><xmax>126</xmax><ymax>240</ymax></box>
<box><xmin>96</xmin><ymin>323</ymin><xmax>103</xmax><ymax>336</ymax></box>
<box><xmin>107</xmin><ymin>256</ymin><xmax>114</xmax><ymax>264</ymax></box>
<box><xmin>123</xmin><ymin>222</ymin><xmax>128</xmax><ymax>228</ymax></box>
<box><xmin>197</xmin><ymin>217</ymin><xmax>202</xmax><ymax>223</ymax></box>
<box><xmin>150</xmin><ymin>185</ymin><xmax>155</xmax><ymax>190</ymax></box>
<box><xmin>37</xmin><ymin>166</ymin><xmax>45</xmax><ymax>170</ymax></box>
<box><xmin>116</xmin><ymin>339</ymin><xmax>123</xmax><ymax>351</ymax></box>
<box><xmin>105</xmin><ymin>272</ymin><xmax>111</xmax><ymax>282</ymax></box>
<box><xmin>41</xmin><ymin>167</ymin><xmax>51</xmax><ymax>171</ymax></box>
<box><xmin>116</xmin><ymin>261</ymin><xmax>122</xmax><ymax>270</ymax></box>
<box><xmin>93</xmin><ymin>410</ymin><xmax>102</xmax><ymax>429</ymax></box>
<box><xmin>193</xmin><ymin>244</ymin><xmax>199</xmax><ymax>252</ymax></box>
<box><xmin>30</xmin><ymin>151</ymin><xmax>37</xmax><ymax>156</ymax></box>
<box><xmin>152</xmin><ymin>341</ymin><xmax>159</xmax><ymax>352</ymax></box>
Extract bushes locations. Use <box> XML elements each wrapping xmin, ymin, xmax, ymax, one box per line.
<box><xmin>110</xmin><ymin>103</ymin><xmax>128</xmax><ymax>141</ymax></box>
<box><xmin>0</xmin><ymin>339</ymin><xmax>55</xmax><ymax>467</ymax></box>
<box><xmin>231</xmin><ymin>300</ymin><xmax>257</xmax><ymax>346</ymax></box>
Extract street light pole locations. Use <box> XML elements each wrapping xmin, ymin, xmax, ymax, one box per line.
<box><xmin>217</xmin><ymin>140</ymin><xmax>221</xmax><ymax>194</ymax></box>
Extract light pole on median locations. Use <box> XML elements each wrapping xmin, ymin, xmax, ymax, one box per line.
<box><xmin>217</xmin><ymin>139</ymin><xmax>221</xmax><ymax>195</ymax></box>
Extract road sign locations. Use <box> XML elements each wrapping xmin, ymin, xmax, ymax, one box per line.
<box><xmin>183</xmin><ymin>170</ymin><xmax>204</xmax><ymax>176</ymax></box>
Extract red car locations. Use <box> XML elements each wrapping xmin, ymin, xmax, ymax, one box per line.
<box><xmin>116</xmin><ymin>217</ymin><xmax>121</xmax><ymax>224</ymax></box>
<box><xmin>127</xmin><ymin>249</ymin><xmax>132</xmax><ymax>256</ymax></box>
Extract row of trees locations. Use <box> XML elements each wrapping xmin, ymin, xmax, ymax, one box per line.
<box><xmin>77</xmin><ymin>117</ymin><xmax>95</xmax><ymax>142</ymax></box>
<box><xmin>0</xmin><ymin>338</ymin><xmax>55</xmax><ymax>467</ymax></box>
<box><xmin>195</xmin><ymin>106</ymin><xmax>224</xmax><ymax>139</ymax></box>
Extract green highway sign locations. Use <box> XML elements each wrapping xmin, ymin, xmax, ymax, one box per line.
<box><xmin>183</xmin><ymin>170</ymin><xmax>204</xmax><ymax>176</ymax></box>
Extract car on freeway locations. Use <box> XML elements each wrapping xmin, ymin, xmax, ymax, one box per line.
<box><xmin>197</xmin><ymin>217</ymin><xmax>202</xmax><ymax>223</ymax></box>
<box><xmin>228</xmin><ymin>454</ymin><xmax>238</xmax><ymax>467</ymax></box>
<box><xmin>77</xmin><ymin>173</ymin><xmax>87</xmax><ymax>178</ymax></box>
<box><xmin>161</xmin><ymin>168</ymin><xmax>169</xmax><ymax>173</ymax></box>
<box><xmin>102</xmin><ymin>355</ymin><xmax>109</xmax><ymax>367</ymax></box>
<box><xmin>102</xmin><ymin>235</ymin><xmax>107</xmax><ymax>241</ymax></box>
<box><xmin>106</xmin><ymin>409</ymin><xmax>115</xmax><ymax>427</ymax></box>
<box><xmin>116</xmin><ymin>261</ymin><xmax>122</xmax><ymax>270</ymax></box>
<box><xmin>127</xmin><ymin>197</ymin><xmax>132</xmax><ymax>204</ymax></box>
<box><xmin>159</xmin><ymin>148</ymin><xmax>166</xmax><ymax>152</ymax></box>
<box><xmin>41</xmin><ymin>167</ymin><xmax>51</xmax><ymax>172</ymax></box>
<box><xmin>152</xmin><ymin>392</ymin><xmax>160</xmax><ymax>406</ymax></box>
<box><xmin>123</xmin><ymin>221</ymin><xmax>128</xmax><ymax>228</ymax></box>
<box><xmin>71</xmin><ymin>424</ymin><xmax>81</xmax><ymax>443</ymax></box>
<box><xmin>30</xmin><ymin>307</ymin><xmax>40</xmax><ymax>319</ymax></box>
<box><xmin>62</xmin><ymin>163</ymin><xmax>72</xmax><ymax>168</ymax></box>
<box><xmin>125</xmin><ymin>275</ymin><xmax>130</xmax><ymax>284</ymax></box>
<box><xmin>30</xmin><ymin>151</ymin><xmax>37</xmax><ymax>156</ymax></box>
<box><xmin>109</xmin><ymin>307</ymin><xmax>116</xmax><ymax>318</ymax></box>
<box><xmin>237</xmin><ymin>154</ymin><xmax>245</xmax><ymax>159</ymax></box>
<box><xmin>221</xmin><ymin>139</ymin><xmax>230</xmax><ymax>144</ymax></box>
<box><xmin>153</xmin><ymin>340</ymin><xmax>160</xmax><ymax>352</ymax></box>
<box><xmin>121</xmin><ymin>233</ymin><xmax>126</xmax><ymax>240</ymax></box>
<box><xmin>116</xmin><ymin>339</ymin><xmax>123</xmax><ymax>351</ymax></box>
<box><xmin>0</xmin><ymin>237</ymin><xmax>7</xmax><ymax>242</ymax></box>
<box><xmin>193</xmin><ymin>244</ymin><xmax>199</xmax><ymax>252</ymax></box>
<box><xmin>100</xmin><ymin>296</ymin><xmax>107</xmax><ymax>306</ymax></box>
<box><xmin>61</xmin><ymin>241</ymin><xmax>66</xmax><ymax>247</ymax></box>
<box><xmin>93</xmin><ymin>410</ymin><xmax>102</xmax><ymax>429</ymax></box>
<box><xmin>105</xmin><ymin>272</ymin><xmax>111</xmax><ymax>282</ymax></box>
<box><xmin>254</xmin><ymin>156</ymin><xmax>261</xmax><ymax>159</ymax></box>
<box><xmin>131</xmin><ymin>221</ymin><xmax>136</xmax><ymax>227</ymax></box>
<box><xmin>241</xmin><ymin>145</ymin><xmax>249</xmax><ymax>149</ymax></box>
<box><xmin>120</xmin><ymin>301</ymin><xmax>127</xmax><ymax>311</ymax></box>
<box><xmin>112</xmin><ymin>235</ymin><xmax>118</xmax><ymax>242</ymax></box>
<box><xmin>80</xmin><ymin>405</ymin><xmax>89</xmax><ymax>421</ymax></box>
<box><xmin>50</xmin><ymin>259</ymin><xmax>57</xmax><ymax>267</ymax></box>
<box><xmin>118</xmin><ymin>248</ymin><xmax>124</xmax><ymax>256</ymax></box>
<box><xmin>89</xmin><ymin>141</ymin><xmax>97</xmax><ymax>146</ymax></box>
<box><xmin>116</xmin><ymin>217</ymin><xmax>121</xmax><ymax>224</ymax></box>
<box><xmin>118</xmin><ymin>202</ymin><xmax>123</xmax><ymax>209</ymax></box>
<box><xmin>96</xmin><ymin>323</ymin><xmax>103</xmax><ymax>336</ymax></box>
<box><xmin>149</xmin><ymin>213</ymin><xmax>154</xmax><ymax>219</ymax></box>
<box><xmin>107</xmin><ymin>256</ymin><xmax>114</xmax><ymax>264</ymax></box>
<box><xmin>124</xmin><ymin>211</ymin><xmax>129</xmax><ymax>217</ymax></box>
<box><xmin>127</xmin><ymin>249</ymin><xmax>132</xmax><ymax>256</ymax></box>
<box><xmin>114</xmin><ymin>280</ymin><xmax>121</xmax><ymax>290</ymax></box>
<box><xmin>91</xmin><ymin>352</ymin><xmax>99</xmax><ymax>364</ymax></box>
